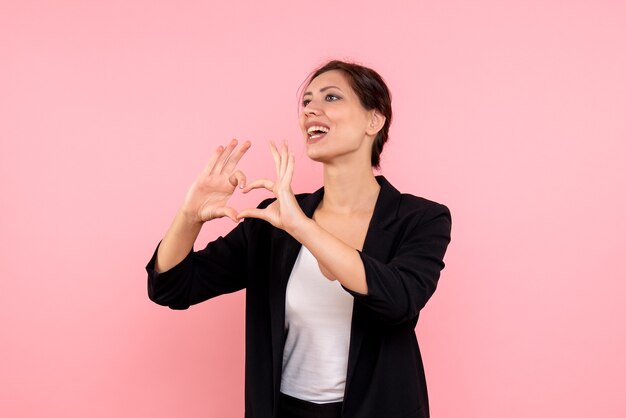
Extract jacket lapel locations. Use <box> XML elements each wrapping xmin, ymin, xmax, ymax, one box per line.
<box><xmin>344</xmin><ymin>176</ymin><xmax>402</xmax><ymax>399</ymax></box>
<box><xmin>268</xmin><ymin>187</ymin><xmax>325</xmax><ymax>405</ymax></box>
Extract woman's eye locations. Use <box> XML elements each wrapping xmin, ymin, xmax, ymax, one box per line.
<box><xmin>302</xmin><ymin>94</ymin><xmax>340</xmax><ymax>107</ymax></box>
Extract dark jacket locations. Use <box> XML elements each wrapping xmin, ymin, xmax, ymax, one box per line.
<box><xmin>146</xmin><ymin>175</ymin><xmax>452</xmax><ymax>418</ymax></box>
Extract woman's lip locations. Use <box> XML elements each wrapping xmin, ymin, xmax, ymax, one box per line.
<box><xmin>307</xmin><ymin>132</ymin><xmax>327</xmax><ymax>144</ymax></box>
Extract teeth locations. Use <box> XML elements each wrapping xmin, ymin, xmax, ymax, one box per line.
<box><xmin>307</xmin><ymin>125</ymin><xmax>329</xmax><ymax>134</ymax></box>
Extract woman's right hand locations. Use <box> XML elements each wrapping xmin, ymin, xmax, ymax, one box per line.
<box><xmin>181</xmin><ymin>139</ymin><xmax>251</xmax><ymax>224</ymax></box>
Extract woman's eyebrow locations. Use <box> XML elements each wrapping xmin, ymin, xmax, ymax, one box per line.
<box><xmin>303</xmin><ymin>85</ymin><xmax>342</xmax><ymax>96</ymax></box>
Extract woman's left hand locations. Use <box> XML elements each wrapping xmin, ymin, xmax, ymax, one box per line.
<box><xmin>237</xmin><ymin>142</ymin><xmax>310</xmax><ymax>234</ymax></box>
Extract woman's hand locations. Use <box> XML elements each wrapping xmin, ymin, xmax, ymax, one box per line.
<box><xmin>181</xmin><ymin>139</ymin><xmax>251</xmax><ymax>224</ymax></box>
<box><xmin>237</xmin><ymin>142</ymin><xmax>309</xmax><ymax>234</ymax></box>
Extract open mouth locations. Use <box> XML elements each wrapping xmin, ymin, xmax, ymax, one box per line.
<box><xmin>307</xmin><ymin>125</ymin><xmax>329</xmax><ymax>141</ymax></box>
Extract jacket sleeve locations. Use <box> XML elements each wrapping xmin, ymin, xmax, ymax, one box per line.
<box><xmin>145</xmin><ymin>220</ymin><xmax>250</xmax><ymax>310</ymax></box>
<box><xmin>343</xmin><ymin>203</ymin><xmax>452</xmax><ymax>324</ymax></box>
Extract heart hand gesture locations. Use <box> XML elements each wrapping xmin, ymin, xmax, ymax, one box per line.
<box><xmin>237</xmin><ymin>142</ymin><xmax>308</xmax><ymax>234</ymax></box>
<box><xmin>181</xmin><ymin>139</ymin><xmax>251</xmax><ymax>224</ymax></box>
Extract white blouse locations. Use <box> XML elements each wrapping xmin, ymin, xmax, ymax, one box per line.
<box><xmin>280</xmin><ymin>245</ymin><xmax>354</xmax><ymax>403</ymax></box>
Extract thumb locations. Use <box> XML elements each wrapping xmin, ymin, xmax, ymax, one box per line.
<box><xmin>212</xmin><ymin>206</ymin><xmax>239</xmax><ymax>223</ymax></box>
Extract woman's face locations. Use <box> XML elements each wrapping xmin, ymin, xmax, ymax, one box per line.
<box><xmin>299</xmin><ymin>70</ymin><xmax>376</xmax><ymax>166</ymax></box>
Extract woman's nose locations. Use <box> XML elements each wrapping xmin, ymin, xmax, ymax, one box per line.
<box><xmin>304</xmin><ymin>101</ymin><xmax>322</xmax><ymax>116</ymax></box>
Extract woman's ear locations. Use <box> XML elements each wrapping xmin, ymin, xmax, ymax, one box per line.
<box><xmin>366</xmin><ymin>110</ymin><xmax>386</xmax><ymax>136</ymax></box>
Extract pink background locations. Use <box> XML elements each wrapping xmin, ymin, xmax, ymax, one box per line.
<box><xmin>1</xmin><ymin>1</ymin><xmax>625</xmax><ymax>417</ymax></box>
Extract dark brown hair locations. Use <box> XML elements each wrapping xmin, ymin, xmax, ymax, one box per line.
<box><xmin>303</xmin><ymin>60</ymin><xmax>393</xmax><ymax>169</ymax></box>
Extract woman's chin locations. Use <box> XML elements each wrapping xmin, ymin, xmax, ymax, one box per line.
<box><xmin>305</xmin><ymin>147</ymin><xmax>328</xmax><ymax>163</ymax></box>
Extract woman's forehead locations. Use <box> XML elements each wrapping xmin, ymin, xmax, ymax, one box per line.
<box><xmin>307</xmin><ymin>70</ymin><xmax>350</xmax><ymax>92</ymax></box>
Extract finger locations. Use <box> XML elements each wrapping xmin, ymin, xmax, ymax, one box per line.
<box><xmin>212</xmin><ymin>139</ymin><xmax>238</xmax><ymax>174</ymax></box>
<box><xmin>279</xmin><ymin>141</ymin><xmax>288</xmax><ymax>178</ymax></box>
<box><xmin>213</xmin><ymin>206</ymin><xmax>239</xmax><ymax>223</ymax></box>
<box><xmin>223</xmin><ymin>140</ymin><xmax>251</xmax><ymax>173</ymax></box>
<box><xmin>269</xmin><ymin>141</ymin><xmax>280</xmax><ymax>176</ymax></box>
<box><xmin>229</xmin><ymin>170</ymin><xmax>247</xmax><ymax>189</ymax></box>
<box><xmin>202</xmin><ymin>145</ymin><xmax>225</xmax><ymax>175</ymax></box>
<box><xmin>241</xmin><ymin>178</ymin><xmax>275</xmax><ymax>194</ymax></box>
<box><xmin>284</xmin><ymin>152</ymin><xmax>295</xmax><ymax>185</ymax></box>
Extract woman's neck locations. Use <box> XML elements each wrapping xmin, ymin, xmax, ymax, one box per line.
<box><xmin>320</xmin><ymin>163</ymin><xmax>381</xmax><ymax>214</ymax></box>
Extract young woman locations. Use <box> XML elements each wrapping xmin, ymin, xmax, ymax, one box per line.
<box><xmin>146</xmin><ymin>60</ymin><xmax>452</xmax><ymax>418</ymax></box>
